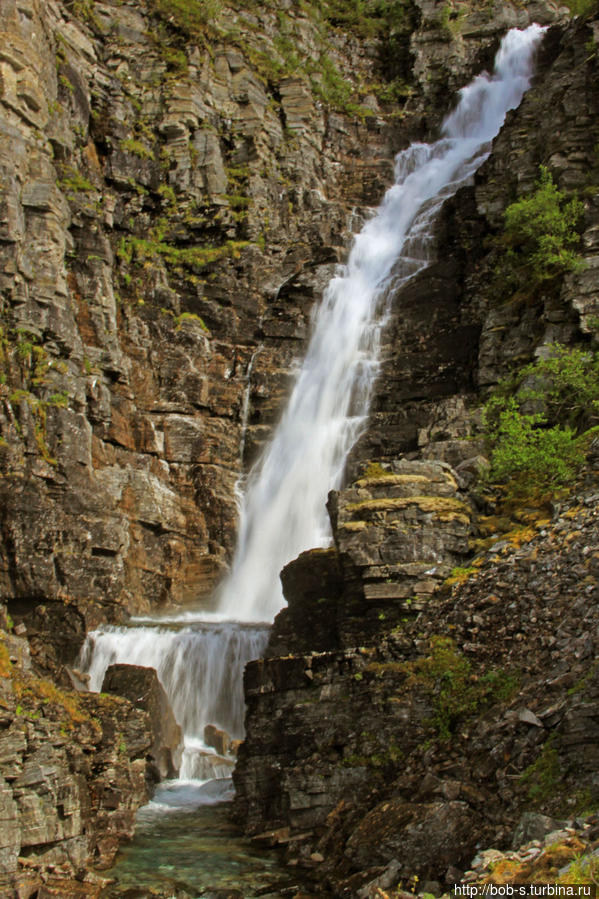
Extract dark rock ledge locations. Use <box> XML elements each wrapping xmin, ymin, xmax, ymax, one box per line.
<box><xmin>234</xmin><ymin>462</ymin><xmax>599</xmax><ymax>898</ymax></box>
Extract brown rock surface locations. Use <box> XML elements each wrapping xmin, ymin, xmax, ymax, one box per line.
<box><xmin>0</xmin><ymin>612</ymin><xmax>154</xmax><ymax>896</ymax></box>
<box><xmin>102</xmin><ymin>663</ymin><xmax>183</xmax><ymax>779</ymax></box>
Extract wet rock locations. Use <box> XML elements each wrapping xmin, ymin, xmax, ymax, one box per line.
<box><xmin>102</xmin><ymin>664</ymin><xmax>183</xmax><ymax>779</ymax></box>
<box><xmin>204</xmin><ymin>724</ymin><xmax>231</xmax><ymax>757</ymax></box>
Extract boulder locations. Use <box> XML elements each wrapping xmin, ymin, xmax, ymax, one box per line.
<box><xmin>102</xmin><ymin>665</ymin><xmax>182</xmax><ymax>779</ymax></box>
<box><xmin>204</xmin><ymin>724</ymin><xmax>231</xmax><ymax>757</ymax></box>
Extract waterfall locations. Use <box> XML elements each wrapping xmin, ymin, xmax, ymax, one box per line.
<box><xmin>80</xmin><ymin>25</ymin><xmax>545</xmax><ymax>798</ymax></box>
<box><xmin>216</xmin><ymin>23</ymin><xmax>546</xmax><ymax>623</ymax></box>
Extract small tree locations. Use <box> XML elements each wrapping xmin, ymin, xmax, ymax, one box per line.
<box><xmin>482</xmin><ymin>344</ymin><xmax>599</xmax><ymax>495</ymax></box>
<box><xmin>502</xmin><ymin>166</ymin><xmax>584</xmax><ymax>285</ymax></box>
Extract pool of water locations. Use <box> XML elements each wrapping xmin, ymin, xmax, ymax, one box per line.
<box><xmin>106</xmin><ymin>780</ymin><xmax>290</xmax><ymax>898</ymax></box>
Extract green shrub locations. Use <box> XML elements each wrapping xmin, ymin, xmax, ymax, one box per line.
<box><xmin>120</xmin><ymin>138</ymin><xmax>155</xmax><ymax>160</ymax></box>
<box><xmin>484</xmin><ymin>398</ymin><xmax>581</xmax><ymax>486</ymax></box>
<box><xmin>482</xmin><ymin>344</ymin><xmax>599</xmax><ymax>494</ymax></box>
<box><xmin>501</xmin><ymin>166</ymin><xmax>584</xmax><ymax>285</ymax></box>
<box><xmin>416</xmin><ymin>637</ymin><xmax>519</xmax><ymax>740</ymax></box>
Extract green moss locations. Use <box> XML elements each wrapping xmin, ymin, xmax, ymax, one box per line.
<box><xmin>121</xmin><ymin>138</ymin><xmax>155</xmax><ymax>160</ymax></box>
<box><xmin>373</xmin><ymin>637</ymin><xmax>519</xmax><ymax>741</ymax></box>
<box><xmin>146</xmin><ymin>0</ymin><xmax>223</xmax><ymax>38</ymax></box>
<box><xmin>59</xmin><ymin>166</ymin><xmax>94</xmax><ymax>194</ymax></box>
<box><xmin>562</xmin><ymin>0</ymin><xmax>598</xmax><ymax>16</ymax></box>
<box><xmin>0</xmin><ymin>640</ymin><xmax>11</xmax><ymax>678</ymax></box>
<box><xmin>174</xmin><ymin>311</ymin><xmax>209</xmax><ymax>332</ymax></box>
<box><xmin>118</xmin><ymin>235</ymin><xmax>249</xmax><ymax>275</ymax></box>
<box><xmin>444</xmin><ymin>565</ymin><xmax>479</xmax><ymax>587</ymax></box>
<box><xmin>346</xmin><ymin>494</ymin><xmax>469</xmax><ymax>521</ymax></box>
<box><xmin>13</xmin><ymin>675</ymin><xmax>91</xmax><ymax>729</ymax></box>
<box><xmin>47</xmin><ymin>392</ymin><xmax>69</xmax><ymax>408</ymax></box>
<box><xmin>520</xmin><ymin>736</ymin><xmax>561</xmax><ymax>801</ymax></box>
<box><xmin>64</xmin><ymin>0</ymin><xmax>100</xmax><ymax>25</ymax></box>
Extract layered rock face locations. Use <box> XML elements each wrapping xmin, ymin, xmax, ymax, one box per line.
<box><xmin>234</xmin><ymin>466</ymin><xmax>599</xmax><ymax>896</ymax></box>
<box><xmin>0</xmin><ymin>0</ymin><xmax>565</xmax><ymax>633</ymax></box>
<box><xmin>0</xmin><ymin>605</ymin><xmax>155</xmax><ymax>896</ymax></box>
<box><xmin>0</xmin><ymin>0</ymin><xmax>402</xmax><ymax>627</ymax></box>
<box><xmin>235</xmin><ymin>460</ymin><xmax>474</xmax><ymax>833</ymax></box>
<box><xmin>354</xmin><ymin>10</ymin><xmax>599</xmax><ymax>467</ymax></box>
<box><xmin>0</xmin><ymin>0</ymin><xmax>595</xmax><ymax>895</ymax></box>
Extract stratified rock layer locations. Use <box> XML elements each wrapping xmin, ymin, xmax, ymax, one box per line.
<box><xmin>0</xmin><ymin>0</ymin><xmax>565</xmax><ymax>632</ymax></box>
<box><xmin>235</xmin><ymin>474</ymin><xmax>599</xmax><ymax>897</ymax></box>
<box><xmin>0</xmin><ymin>608</ymin><xmax>154</xmax><ymax>896</ymax></box>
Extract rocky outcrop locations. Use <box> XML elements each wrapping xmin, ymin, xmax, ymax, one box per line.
<box><xmin>0</xmin><ymin>0</ymin><xmax>414</xmax><ymax>627</ymax></box>
<box><xmin>234</xmin><ymin>460</ymin><xmax>476</xmax><ymax>841</ymax></box>
<box><xmin>354</xmin><ymin>11</ymin><xmax>599</xmax><ymax>468</ymax></box>
<box><xmin>102</xmin><ymin>663</ymin><xmax>183</xmax><ymax>779</ymax></box>
<box><xmin>269</xmin><ymin>460</ymin><xmax>474</xmax><ymax>656</ymax></box>
<box><xmin>234</xmin><ymin>10</ymin><xmax>599</xmax><ymax>896</ymax></box>
<box><xmin>235</xmin><ymin>472</ymin><xmax>599</xmax><ymax>896</ymax></box>
<box><xmin>0</xmin><ymin>609</ymin><xmax>154</xmax><ymax>896</ymax></box>
<box><xmin>0</xmin><ymin>0</ymin><xmax>592</xmax><ymax>892</ymax></box>
<box><xmin>0</xmin><ymin>0</ymin><xmax>567</xmax><ymax>634</ymax></box>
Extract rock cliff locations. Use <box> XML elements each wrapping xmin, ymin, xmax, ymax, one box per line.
<box><xmin>0</xmin><ymin>0</ymin><xmax>566</xmax><ymax>633</ymax></box>
<box><xmin>1</xmin><ymin>0</ymin><xmax>597</xmax><ymax>894</ymax></box>
<box><xmin>233</xmin><ymin>7</ymin><xmax>599</xmax><ymax>897</ymax></box>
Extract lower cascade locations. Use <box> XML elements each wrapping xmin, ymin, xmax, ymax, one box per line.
<box><xmin>79</xmin><ymin>18</ymin><xmax>546</xmax><ymax>871</ymax></box>
<box><xmin>80</xmin><ymin>618</ymin><xmax>269</xmax><ymax>790</ymax></box>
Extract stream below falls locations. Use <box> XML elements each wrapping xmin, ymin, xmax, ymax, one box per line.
<box><xmin>107</xmin><ymin>790</ymin><xmax>288</xmax><ymax>898</ymax></box>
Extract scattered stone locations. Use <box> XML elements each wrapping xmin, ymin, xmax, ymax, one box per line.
<box><xmin>512</xmin><ymin>813</ymin><xmax>567</xmax><ymax>849</ymax></box>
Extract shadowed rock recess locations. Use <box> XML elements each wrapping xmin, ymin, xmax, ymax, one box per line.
<box><xmin>2</xmin><ymin>0</ymin><xmax>599</xmax><ymax>895</ymax></box>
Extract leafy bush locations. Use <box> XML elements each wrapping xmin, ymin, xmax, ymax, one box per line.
<box><xmin>501</xmin><ymin>166</ymin><xmax>584</xmax><ymax>285</ymax></box>
<box><xmin>484</xmin><ymin>398</ymin><xmax>581</xmax><ymax>486</ymax></box>
<box><xmin>482</xmin><ymin>344</ymin><xmax>599</xmax><ymax>494</ymax></box>
<box><xmin>416</xmin><ymin>637</ymin><xmax>519</xmax><ymax>740</ymax></box>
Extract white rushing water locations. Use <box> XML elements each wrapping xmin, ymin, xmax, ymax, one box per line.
<box><xmin>80</xmin><ymin>25</ymin><xmax>545</xmax><ymax>797</ymax></box>
<box><xmin>217</xmin><ymin>23</ymin><xmax>546</xmax><ymax>623</ymax></box>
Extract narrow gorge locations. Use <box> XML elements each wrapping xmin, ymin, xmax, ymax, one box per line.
<box><xmin>2</xmin><ymin>1</ymin><xmax>599</xmax><ymax>898</ymax></box>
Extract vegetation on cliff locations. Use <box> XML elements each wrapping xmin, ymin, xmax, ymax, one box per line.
<box><xmin>501</xmin><ymin>166</ymin><xmax>584</xmax><ymax>286</ymax></box>
<box><xmin>482</xmin><ymin>344</ymin><xmax>599</xmax><ymax>494</ymax></box>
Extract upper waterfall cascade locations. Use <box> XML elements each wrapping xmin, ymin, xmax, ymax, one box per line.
<box><xmin>216</xmin><ymin>23</ymin><xmax>546</xmax><ymax>624</ymax></box>
<box><xmin>80</xmin><ymin>25</ymin><xmax>545</xmax><ymax>792</ymax></box>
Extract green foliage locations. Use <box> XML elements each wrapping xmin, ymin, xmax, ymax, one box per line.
<box><xmin>445</xmin><ymin>565</ymin><xmax>478</xmax><ymax>586</ymax></box>
<box><xmin>118</xmin><ymin>236</ymin><xmax>249</xmax><ymax>273</ymax></box>
<box><xmin>321</xmin><ymin>0</ymin><xmax>414</xmax><ymax>38</ymax></box>
<box><xmin>147</xmin><ymin>0</ymin><xmax>223</xmax><ymax>36</ymax></box>
<box><xmin>47</xmin><ymin>392</ymin><xmax>69</xmax><ymax>408</ymax></box>
<box><xmin>562</xmin><ymin>0</ymin><xmax>598</xmax><ymax>16</ymax></box>
<box><xmin>120</xmin><ymin>138</ymin><xmax>155</xmax><ymax>160</ymax></box>
<box><xmin>520</xmin><ymin>737</ymin><xmax>561</xmax><ymax>801</ymax></box>
<box><xmin>59</xmin><ymin>166</ymin><xmax>94</xmax><ymax>194</ymax></box>
<box><xmin>64</xmin><ymin>0</ymin><xmax>99</xmax><ymax>25</ymax></box>
<box><xmin>484</xmin><ymin>398</ymin><xmax>581</xmax><ymax>486</ymax></box>
<box><xmin>416</xmin><ymin>637</ymin><xmax>519</xmax><ymax>740</ymax></box>
<box><xmin>501</xmin><ymin>166</ymin><xmax>584</xmax><ymax>286</ymax></box>
<box><xmin>174</xmin><ymin>311</ymin><xmax>209</xmax><ymax>332</ymax></box>
<box><xmin>59</xmin><ymin>74</ymin><xmax>75</xmax><ymax>94</ymax></box>
<box><xmin>482</xmin><ymin>344</ymin><xmax>599</xmax><ymax>494</ymax></box>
